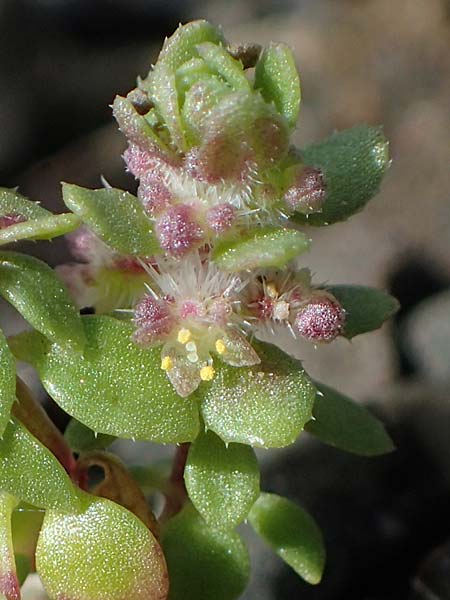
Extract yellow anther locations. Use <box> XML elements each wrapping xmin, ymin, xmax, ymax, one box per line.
<box><xmin>161</xmin><ymin>356</ymin><xmax>174</xmax><ymax>371</ymax></box>
<box><xmin>266</xmin><ymin>282</ymin><xmax>278</xmax><ymax>299</ymax></box>
<box><xmin>215</xmin><ymin>339</ymin><xmax>227</xmax><ymax>355</ymax></box>
<box><xmin>177</xmin><ymin>328</ymin><xmax>192</xmax><ymax>344</ymax></box>
<box><xmin>200</xmin><ymin>365</ymin><xmax>215</xmax><ymax>381</ymax></box>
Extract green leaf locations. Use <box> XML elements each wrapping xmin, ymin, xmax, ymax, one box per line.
<box><xmin>0</xmin><ymin>187</ymin><xmax>49</xmax><ymax>219</ymax></box>
<box><xmin>62</xmin><ymin>183</ymin><xmax>159</xmax><ymax>256</ymax></box>
<box><xmin>64</xmin><ymin>418</ymin><xmax>116</xmax><ymax>452</ymax></box>
<box><xmin>0</xmin><ymin>329</ymin><xmax>15</xmax><ymax>437</ymax></box>
<box><xmin>112</xmin><ymin>95</ymin><xmax>172</xmax><ymax>156</ymax></box>
<box><xmin>157</xmin><ymin>20</ymin><xmax>225</xmax><ymax>71</ymax></box>
<box><xmin>36</xmin><ymin>492</ymin><xmax>168</xmax><ymax>600</ymax></box>
<box><xmin>196</xmin><ymin>42</ymin><xmax>250</xmax><ymax>90</ymax></box>
<box><xmin>255</xmin><ymin>43</ymin><xmax>301</xmax><ymax>128</ymax></box>
<box><xmin>0</xmin><ymin>419</ymin><xmax>78</xmax><ymax>510</ymax></box>
<box><xmin>197</xmin><ymin>341</ymin><xmax>316</xmax><ymax>448</ymax></box>
<box><xmin>305</xmin><ymin>383</ymin><xmax>394</xmax><ymax>456</ymax></box>
<box><xmin>327</xmin><ymin>285</ymin><xmax>399</xmax><ymax>338</ymax></box>
<box><xmin>10</xmin><ymin>315</ymin><xmax>199</xmax><ymax>443</ymax></box>
<box><xmin>213</xmin><ymin>227</ymin><xmax>310</xmax><ymax>272</ymax></box>
<box><xmin>0</xmin><ymin>188</ymin><xmax>81</xmax><ymax>244</ymax></box>
<box><xmin>185</xmin><ymin>430</ymin><xmax>260</xmax><ymax>529</ymax></box>
<box><xmin>14</xmin><ymin>554</ymin><xmax>31</xmax><ymax>586</ymax></box>
<box><xmin>248</xmin><ymin>492</ymin><xmax>325</xmax><ymax>585</ymax></box>
<box><xmin>294</xmin><ymin>125</ymin><xmax>390</xmax><ymax>225</ymax></box>
<box><xmin>161</xmin><ymin>504</ymin><xmax>249</xmax><ymax>600</ymax></box>
<box><xmin>0</xmin><ymin>492</ymin><xmax>20</xmax><ymax>600</ymax></box>
<box><xmin>0</xmin><ymin>251</ymin><xmax>85</xmax><ymax>352</ymax></box>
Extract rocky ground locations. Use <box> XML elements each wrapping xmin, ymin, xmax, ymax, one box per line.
<box><xmin>2</xmin><ymin>0</ymin><xmax>450</xmax><ymax>597</ymax></box>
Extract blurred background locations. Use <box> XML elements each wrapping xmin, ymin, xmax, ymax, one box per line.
<box><xmin>1</xmin><ymin>0</ymin><xmax>450</xmax><ymax>598</ymax></box>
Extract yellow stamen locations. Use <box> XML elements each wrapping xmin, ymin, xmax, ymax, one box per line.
<box><xmin>266</xmin><ymin>282</ymin><xmax>278</xmax><ymax>299</ymax></box>
<box><xmin>215</xmin><ymin>339</ymin><xmax>227</xmax><ymax>355</ymax></box>
<box><xmin>161</xmin><ymin>356</ymin><xmax>174</xmax><ymax>371</ymax></box>
<box><xmin>200</xmin><ymin>365</ymin><xmax>215</xmax><ymax>381</ymax></box>
<box><xmin>177</xmin><ymin>328</ymin><xmax>192</xmax><ymax>344</ymax></box>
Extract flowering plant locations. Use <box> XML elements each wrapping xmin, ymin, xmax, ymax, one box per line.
<box><xmin>0</xmin><ymin>20</ymin><xmax>398</xmax><ymax>599</ymax></box>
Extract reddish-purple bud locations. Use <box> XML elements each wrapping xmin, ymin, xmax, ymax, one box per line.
<box><xmin>283</xmin><ymin>166</ymin><xmax>326</xmax><ymax>214</ymax></box>
<box><xmin>0</xmin><ymin>213</ymin><xmax>26</xmax><ymax>229</ymax></box>
<box><xmin>156</xmin><ymin>204</ymin><xmax>204</xmax><ymax>258</ymax></box>
<box><xmin>206</xmin><ymin>203</ymin><xmax>236</xmax><ymax>234</ymax></box>
<box><xmin>123</xmin><ymin>143</ymin><xmax>164</xmax><ymax>178</ymax></box>
<box><xmin>254</xmin><ymin>296</ymin><xmax>274</xmax><ymax>320</ymax></box>
<box><xmin>134</xmin><ymin>295</ymin><xmax>174</xmax><ymax>344</ymax></box>
<box><xmin>138</xmin><ymin>174</ymin><xmax>172</xmax><ymax>215</ymax></box>
<box><xmin>293</xmin><ymin>296</ymin><xmax>345</xmax><ymax>342</ymax></box>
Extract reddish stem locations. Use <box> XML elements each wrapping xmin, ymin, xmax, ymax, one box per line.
<box><xmin>161</xmin><ymin>443</ymin><xmax>190</xmax><ymax>522</ymax></box>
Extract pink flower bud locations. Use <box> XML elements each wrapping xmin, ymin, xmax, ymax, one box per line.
<box><xmin>156</xmin><ymin>204</ymin><xmax>204</xmax><ymax>258</ymax></box>
<box><xmin>123</xmin><ymin>143</ymin><xmax>165</xmax><ymax>178</ymax></box>
<box><xmin>283</xmin><ymin>166</ymin><xmax>326</xmax><ymax>214</ymax></box>
<box><xmin>206</xmin><ymin>203</ymin><xmax>236</xmax><ymax>234</ymax></box>
<box><xmin>293</xmin><ymin>296</ymin><xmax>345</xmax><ymax>342</ymax></box>
<box><xmin>134</xmin><ymin>295</ymin><xmax>175</xmax><ymax>345</ymax></box>
<box><xmin>138</xmin><ymin>173</ymin><xmax>173</xmax><ymax>215</ymax></box>
<box><xmin>0</xmin><ymin>213</ymin><xmax>26</xmax><ymax>229</ymax></box>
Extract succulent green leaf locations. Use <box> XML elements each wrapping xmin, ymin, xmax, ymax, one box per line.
<box><xmin>36</xmin><ymin>492</ymin><xmax>168</xmax><ymax>600</ymax></box>
<box><xmin>157</xmin><ymin>20</ymin><xmax>225</xmax><ymax>70</ymax></box>
<box><xmin>198</xmin><ymin>90</ymin><xmax>290</xmax><ymax>180</ymax></box>
<box><xmin>10</xmin><ymin>315</ymin><xmax>199</xmax><ymax>443</ymax></box>
<box><xmin>249</xmin><ymin>492</ymin><xmax>325</xmax><ymax>585</ymax></box>
<box><xmin>175</xmin><ymin>57</ymin><xmax>214</xmax><ymax>102</ymax></box>
<box><xmin>305</xmin><ymin>383</ymin><xmax>395</xmax><ymax>456</ymax></box>
<box><xmin>294</xmin><ymin>125</ymin><xmax>390</xmax><ymax>225</ymax></box>
<box><xmin>112</xmin><ymin>95</ymin><xmax>172</xmax><ymax>156</ymax></box>
<box><xmin>161</xmin><ymin>504</ymin><xmax>249</xmax><ymax>600</ymax></box>
<box><xmin>182</xmin><ymin>77</ymin><xmax>230</xmax><ymax>146</ymax></box>
<box><xmin>11</xmin><ymin>502</ymin><xmax>44</xmax><ymax>569</ymax></box>
<box><xmin>0</xmin><ymin>330</ymin><xmax>15</xmax><ymax>437</ymax></box>
<box><xmin>255</xmin><ymin>43</ymin><xmax>301</xmax><ymax>128</ymax></box>
<box><xmin>197</xmin><ymin>341</ymin><xmax>316</xmax><ymax>448</ymax></box>
<box><xmin>14</xmin><ymin>554</ymin><xmax>31</xmax><ymax>586</ymax></box>
<box><xmin>147</xmin><ymin>64</ymin><xmax>187</xmax><ymax>151</ymax></box>
<box><xmin>196</xmin><ymin>42</ymin><xmax>250</xmax><ymax>90</ymax></box>
<box><xmin>0</xmin><ymin>419</ymin><xmax>78</xmax><ymax>510</ymax></box>
<box><xmin>0</xmin><ymin>492</ymin><xmax>20</xmax><ymax>600</ymax></box>
<box><xmin>64</xmin><ymin>418</ymin><xmax>116</xmax><ymax>452</ymax></box>
<box><xmin>0</xmin><ymin>251</ymin><xmax>85</xmax><ymax>351</ymax></box>
<box><xmin>62</xmin><ymin>183</ymin><xmax>159</xmax><ymax>256</ymax></box>
<box><xmin>185</xmin><ymin>430</ymin><xmax>260</xmax><ymax>529</ymax></box>
<box><xmin>327</xmin><ymin>285</ymin><xmax>399</xmax><ymax>338</ymax></box>
<box><xmin>213</xmin><ymin>227</ymin><xmax>310</xmax><ymax>272</ymax></box>
<box><xmin>0</xmin><ymin>187</ymin><xmax>49</xmax><ymax>219</ymax></box>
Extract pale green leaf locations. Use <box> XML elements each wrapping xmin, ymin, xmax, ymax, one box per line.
<box><xmin>185</xmin><ymin>430</ymin><xmax>260</xmax><ymax>529</ymax></box>
<box><xmin>305</xmin><ymin>383</ymin><xmax>395</xmax><ymax>456</ymax></box>
<box><xmin>10</xmin><ymin>315</ymin><xmax>199</xmax><ymax>443</ymax></box>
<box><xmin>0</xmin><ymin>251</ymin><xmax>85</xmax><ymax>351</ymax></box>
<box><xmin>62</xmin><ymin>183</ymin><xmax>158</xmax><ymax>256</ymax></box>
<box><xmin>327</xmin><ymin>285</ymin><xmax>399</xmax><ymax>338</ymax></box>
<box><xmin>197</xmin><ymin>341</ymin><xmax>316</xmax><ymax>448</ymax></box>
<box><xmin>162</xmin><ymin>504</ymin><xmax>249</xmax><ymax>600</ymax></box>
<box><xmin>213</xmin><ymin>227</ymin><xmax>310</xmax><ymax>272</ymax></box>
<box><xmin>0</xmin><ymin>419</ymin><xmax>78</xmax><ymax>510</ymax></box>
<box><xmin>249</xmin><ymin>492</ymin><xmax>325</xmax><ymax>585</ymax></box>
<box><xmin>0</xmin><ymin>329</ymin><xmax>15</xmax><ymax>437</ymax></box>
<box><xmin>255</xmin><ymin>43</ymin><xmax>301</xmax><ymax>128</ymax></box>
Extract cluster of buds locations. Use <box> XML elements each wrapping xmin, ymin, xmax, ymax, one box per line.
<box><xmin>59</xmin><ymin>20</ymin><xmax>346</xmax><ymax>397</ymax></box>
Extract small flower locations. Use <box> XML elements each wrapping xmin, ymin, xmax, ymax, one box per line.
<box><xmin>133</xmin><ymin>252</ymin><xmax>260</xmax><ymax>396</ymax></box>
<box><xmin>57</xmin><ymin>226</ymin><xmax>152</xmax><ymax>313</ymax></box>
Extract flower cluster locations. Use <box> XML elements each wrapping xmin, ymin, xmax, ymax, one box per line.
<box><xmin>59</xmin><ymin>20</ymin><xmax>347</xmax><ymax>396</ymax></box>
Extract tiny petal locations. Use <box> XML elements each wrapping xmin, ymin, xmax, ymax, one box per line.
<box><xmin>134</xmin><ymin>295</ymin><xmax>174</xmax><ymax>344</ymax></box>
<box><xmin>163</xmin><ymin>347</ymin><xmax>202</xmax><ymax>397</ymax></box>
<box><xmin>284</xmin><ymin>166</ymin><xmax>326</xmax><ymax>214</ymax></box>
<box><xmin>138</xmin><ymin>173</ymin><xmax>173</xmax><ymax>215</ymax></box>
<box><xmin>218</xmin><ymin>330</ymin><xmax>261</xmax><ymax>367</ymax></box>
<box><xmin>206</xmin><ymin>203</ymin><xmax>236</xmax><ymax>234</ymax></box>
<box><xmin>293</xmin><ymin>296</ymin><xmax>345</xmax><ymax>342</ymax></box>
<box><xmin>156</xmin><ymin>205</ymin><xmax>204</xmax><ymax>258</ymax></box>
